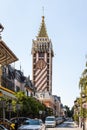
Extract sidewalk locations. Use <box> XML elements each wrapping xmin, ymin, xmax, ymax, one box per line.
<box><xmin>46</xmin><ymin>128</ymin><xmax>83</xmax><ymax>130</ymax></box>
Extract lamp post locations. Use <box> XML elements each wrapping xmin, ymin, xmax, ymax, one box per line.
<box><xmin>16</xmin><ymin>103</ymin><xmax>21</xmax><ymax>118</ymax></box>
<box><xmin>0</xmin><ymin>91</ymin><xmax>6</xmax><ymax>122</ymax></box>
<box><xmin>39</xmin><ymin>110</ymin><xmax>42</xmax><ymax>119</ymax></box>
<box><xmin>7</xmin><ymin>99</ymin><xmax>12</xmax><ymax>120</ymax></box>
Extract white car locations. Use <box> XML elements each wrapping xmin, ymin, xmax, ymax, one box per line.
<box><xmin>45</xmin><ymin>116</ymin><xmax>56</xmax><ymax>128</ymax></box>
<box><xmin>18</xmin><ymin>119</ymin><xmax>45</xmax><ymax>130</ymax></box>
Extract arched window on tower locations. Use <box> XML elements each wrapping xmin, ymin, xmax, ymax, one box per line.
<box><xmin>47</xmin><ymin>58</ymin><xmax>49</xmax><ymax>63</ymax></box>
<box><xmin>39</xmin><ymin>52</ymin><xmax>44</xmax><ymax>59</ymax></box>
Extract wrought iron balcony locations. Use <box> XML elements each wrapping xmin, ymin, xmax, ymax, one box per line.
<box><xmin>1</xmin><ymin>76</ymin><xmax>15</xmax><ymax>92</ymax></box>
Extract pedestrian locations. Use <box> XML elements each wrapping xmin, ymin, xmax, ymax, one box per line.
<box><xmin>15</xmin><ymin>120</ymin><xmax>18</xmax><ymax>130</ymax></box>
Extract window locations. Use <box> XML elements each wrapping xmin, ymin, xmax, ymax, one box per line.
<box><xmin>33</xmin><ymin>54</ymin><xmax>36</xmax><ymax>57</ymax></box>
<box><xmin>47</xmin><ymin>64</ymin><xmax>49</xmax><ymax>68</ymax></box>
<box><xmin>47</xmin><ymin>70</ymin><xmax>49</xmax><ymax>75</ymax></box>
<box><xmin>33</xmin><ymin>64</ymin><xmax>36</xmax><ymax>68</ymax></box>
<box><xmin>39</xmin><ymin>53</ymin><xmax>44</xmax><ymax>58</ymax></box>
<box><xmin>47</xmin><ymin>53</ymin><xmax>49</xmax><ymax>57</ymax></box>
<box><xmin>47</xmin><ymin>76</ymin><xmax>49</xmax><ymax>80</ymax></box>
<box><xmin>33</xmin><ymin>58</ymin><xmax>36</xmax><ymax>63</ymax></box>
<box><xmin>47</xmin><ymin>58</ymin><xmax>49</xmax><ymax>63</ymax></box>
<box><xmin>47</xmin><ymin>81</ymin><xmax>49</xmax><ymax>85</ymax></box>
<box><xmin>16</xmin><ymin>86</ymin><xmax>20</xmax><ymax>92</ymax></box>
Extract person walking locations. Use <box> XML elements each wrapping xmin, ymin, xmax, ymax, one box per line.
<box><xmin>14</xmin><ymin>120</ymin><xmax>18</xmax><ymax>130</ymax></box>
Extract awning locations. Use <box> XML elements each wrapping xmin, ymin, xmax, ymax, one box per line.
<box><xmin>0</xmin><ymin>39</ymin><xmax>18</xmax><ymax>66</ymax></box>
<box><xmin>0</xmin><ymin>88</ymin><xmax>16</xmax><ymax>98</ymax></box>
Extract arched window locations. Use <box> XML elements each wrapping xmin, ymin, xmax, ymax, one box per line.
<box><xmin>39</xmin><ymin>53</ymin><xmax>44</xmax><ymax>59</ymax></box>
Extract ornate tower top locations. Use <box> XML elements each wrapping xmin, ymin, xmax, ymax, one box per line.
<box><xmin>37</xmin><ymin>16</ymin><xmax>48</xmax><ymax>37</ymax></box>
<box><xmin>32</xmin><ymin>16</ymin><xmax>54</xmax><ymax>56</ymax></box>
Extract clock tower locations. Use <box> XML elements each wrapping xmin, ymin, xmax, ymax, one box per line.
<box><xmin>32</xmin><ymin>16</ymin><xmax>54</xmax><ymax>95</ymax></box>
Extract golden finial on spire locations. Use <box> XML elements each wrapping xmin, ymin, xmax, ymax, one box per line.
<box><xmin>42</xmin><ymin>7</ymin><xmax>45</xmax><ymax>21</ymax></box>
<box><xmin>37</xmin><ymin>7</ymin><xmax>48</xmax><ymax>37</ymax></box>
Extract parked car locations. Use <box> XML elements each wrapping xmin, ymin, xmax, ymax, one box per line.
<box><xmin>0</xmin><ymin>118</ymin><xmax>15</xmax><ymax>130</ymax></box>
<box><xmin>0</xmin><ymin>124</ymin><xmax>8</xmax><ymax>130</ymax></box>
<box><xmin>10</xmin><ymin>117</ymin><xmax>30</xmax><ymax>127</ymax></box>
<box><xmin>45</xmin><ymin>116</ymin><xmax>56</xmax><ymax>128</ymax></box>
<box><xmin>18</xmin><ymin>118</ymin><xmax>45</xmax><ymax>130</ymax></box>
<box><xmin>56</xmin><ymin>117</ymin><xmax>64</xmax><ymax>125</ymax></box>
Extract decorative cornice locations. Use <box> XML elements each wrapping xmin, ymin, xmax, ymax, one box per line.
<box><xmin>0</xmin><ymin>40</ymin><xmax>18</xmax><ymax>66</ymax></box>
<box><xmin>38</xmin><ymin>16</ymin><xmax>48</xmax><ymax>37</ymax></box>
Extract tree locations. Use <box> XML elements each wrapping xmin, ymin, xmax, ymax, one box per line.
<box><xmin>64</xmin><ymin>105</ymin><xmax>73</xmax><ymax>117</ymax></box>
<box><xmin>79</xmin><ymin>63</ymin><xmax>87</xmax><ymax>95</ymax></box>
<box><xmin>12</xmin><ymin>91</ymin><xmax>46</xmax><ymax>118</ymax></box>
<box><xmin>79</xmin><ymin>63</ymin><xmax>87</xmax><ymax>118</ymax></box>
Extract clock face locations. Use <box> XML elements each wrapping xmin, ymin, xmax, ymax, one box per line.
<box><xmin>36</xmin><ymin>59</ymin><xmax>46</xmax><ymax>69</ymax></box>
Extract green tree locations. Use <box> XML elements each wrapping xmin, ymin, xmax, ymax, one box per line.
<box><xmin>12</xmin><ymin>91</ymin><xmax>46</xmax><ymax>118</ymax></box>
<box><xmin>64</xmin><ymin>105</ymin><xmax>73</xmax><ymax>117</ymax></box>
<box><xmin>79</xmin><ymin>63</ymin><xmax>87</xmax><ymax>118</ymax></box>
<box><xmin>79</xmin><ymin>63</ymin><xmax>87</xmax><ymax>96</ymax></box>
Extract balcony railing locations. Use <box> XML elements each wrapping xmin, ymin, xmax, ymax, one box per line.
<box><xmin>1</xmin><ymin>76</ymin><xmax>15</xmax><ymax>92</ymax></box>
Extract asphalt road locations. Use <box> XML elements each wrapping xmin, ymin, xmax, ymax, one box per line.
<box><xmin>56</xmin><ymin>118</ymin><xmax>75</xmax><ymax>128</ymax></box>
<box><xmin>46</xmin><ymin>118</ymin><xmax>83</xmax><ymax>130</ymax></box>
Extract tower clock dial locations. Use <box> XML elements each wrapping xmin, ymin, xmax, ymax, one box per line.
<box><xmin>36</xmin><ymin>59</ymin><xmax>46</xmax><ymax>69</ymax></box>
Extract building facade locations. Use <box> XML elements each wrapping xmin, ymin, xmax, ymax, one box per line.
<box><xmin>1</xmin><ymin>65</ymin><xmax>35</xmax><ymax>98</ymax></box>
<box><xmin>0</xmin><ymin>24</ymin><xmax>18</xmax><ymax>98</ymax></box>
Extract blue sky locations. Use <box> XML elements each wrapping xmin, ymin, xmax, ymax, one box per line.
<box><xmin>0</xmin><ymin>0</ymin><xmax>87</xmax><ymax>108</ymax></box>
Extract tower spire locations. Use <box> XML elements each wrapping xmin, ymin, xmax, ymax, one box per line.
<box><xmin>37</xmin><ymin>15</ymin><xmax>48</xmax><ymax>37</ymax></box>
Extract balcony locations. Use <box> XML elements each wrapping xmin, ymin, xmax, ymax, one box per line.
<box><xmin>1</xmin><ymin>76</ymin><xmax>15</xmax><ymax>92</ymax></box>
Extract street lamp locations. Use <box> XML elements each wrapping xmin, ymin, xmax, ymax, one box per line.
<box><xmin>39</xmin><ymin>110</ymin><xmax>43</xmax><ymax>119</ymax></box>
<box><xmin>7</xmin><ymin>99</ymin><xmax>12</xmax><ymax>120</ymax></box>
<box><xmin>0</xmin><ymin>91</ymin><xmax>6</xmax><ymax>122</ymax></box>
<box><xmin>16</xmin><ymin>103</ymin><xmax>21</xmax><ymax>118</ymax></box>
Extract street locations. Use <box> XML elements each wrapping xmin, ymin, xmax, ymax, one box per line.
<box><xmin>57</xmin><ymin>118</ymin><xmax>77</xmax><ymax>128</ymax></box>
<box><xmin>46</xmin><ymin>118</ymin><xmax>83</xmax><ymax>130</ymax></box>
